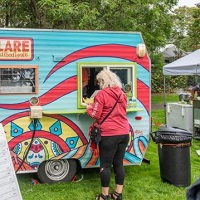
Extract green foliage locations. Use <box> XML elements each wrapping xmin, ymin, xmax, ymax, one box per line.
<box><xmin>170</xmin><ymin>6</ymin><xmax>200</xmax><ymax>52</ymax></box>
<box><xmin>151</xmin><ymin>52</ymin><xmax>189</xmax><ymax>93</ymax></box>
<box><xmin>187</xmin><ymin>6</ymin><xmax>200</xmax><ymax>50</ymax></box>
<box><xmin>151</xmin><ymin>5</ymin><xmax>199</xmax><ymax>94</ymax></box>
<box><xmin>166</xmin><ymin>75</ymin><xmax>188</xmax><ymax>93</ymax></box>
<box><xmin>0</xmin><ymin>0</ymin><xmax>178</xmax><ymax>53</ymax></box>
<box><xmin>152</xmin><ymin>73</ymin><xmax>188</xmax><ymax>93</ymax></box>
<box><xmin>151</xmin><ymin>53</ymin><xmax>165</xmax><ymax>93</ymax></box>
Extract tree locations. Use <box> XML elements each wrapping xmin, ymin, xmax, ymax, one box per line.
<box><xmin>187</xmin><ymin>4</ymin><xmax>200</xmax><ymax>51</ymax></box>
<box><xmin>0</xmin><ymin>0</ymin><xmax>178</xmax><ymax>53</ymax></box>
<box><xmin>170</xmin><ymin>5</ymin><xmax>200</xmax><ymax>52</ymax></box>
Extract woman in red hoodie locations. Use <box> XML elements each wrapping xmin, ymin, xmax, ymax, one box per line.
<box><xmin>86</xmin><ymin>69</ymin><xmax>130</xmax><ymax>200</ymax></box>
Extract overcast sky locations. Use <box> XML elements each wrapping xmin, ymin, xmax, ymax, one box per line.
<box><xmin>177</xmin><ymin>0</ymin><xmax>199</xmax><ymax>7</ymax></box>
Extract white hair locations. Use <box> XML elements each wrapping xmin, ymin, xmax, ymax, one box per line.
<box><xmin>96</xmin><ymin>69</ymin><xmax>122</xmax><ymax>89</ymax></box>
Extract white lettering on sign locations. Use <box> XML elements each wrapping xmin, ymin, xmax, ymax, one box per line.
<box><xmin>0</xmin><ymin>38</ymin><xmax>33</xmax><ymax>60</ymax></box>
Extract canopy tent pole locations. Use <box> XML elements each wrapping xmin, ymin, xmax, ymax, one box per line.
<box><xmin>195</xmin><ymin>64</ymin><xmax>199</xmax><ymax>84</ymax></box>
<box><xmin>163</xmin><ymin>75</ymin><xmax>167</xmax><ymax>125</ymax></box>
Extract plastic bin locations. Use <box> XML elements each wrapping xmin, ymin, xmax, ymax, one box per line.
<box><xmin>151</xmin><ymin>126</ymin><xmax>192</xmax><ymax>187</ymax></box>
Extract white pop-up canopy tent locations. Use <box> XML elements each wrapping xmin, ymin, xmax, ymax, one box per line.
<box><xmin>163</xmin><ymin>49</ymin><xmax>200</xmax><ymax>75</ymax></box>
<box><xmin>162</xmin><ymin>49</ymin><xmax>200</xmax><ymax>123</ymax></box>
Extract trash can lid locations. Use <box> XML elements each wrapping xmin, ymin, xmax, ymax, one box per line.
<box><xmin>156</xmin><ymin>126</ymin><xmax>192</xmax><ymax>136</ymax></box>
<box><xmin>157</xmin><ymin>126</ymin><xmax>190</xmax><ymax>133</ymax></box>
<box><xmin>153</xmin><ymin>126</ymin><xmax>193</xmax><ymax>144</ymax></box>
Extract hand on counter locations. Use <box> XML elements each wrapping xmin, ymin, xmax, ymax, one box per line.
<box><xmin>83</xmin><ymin>98</ymin><xmax>94</xmax><ymax>107</ymax></box>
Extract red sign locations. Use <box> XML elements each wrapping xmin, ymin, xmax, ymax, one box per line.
<box><xmin>0</xmin><ymin>38</ymin><xmax>33</xmax><ymax>60</ymax></box>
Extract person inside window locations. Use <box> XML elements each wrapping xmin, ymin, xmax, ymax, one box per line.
<box><xmin>82</xmin><ymin>68</ymin><xmax>89</xmax><ymax>98</ymax></box>
<box><xmin>191</xmin><ymin>83</ymin><xmax>200</xmax><ymax>100</ymax></box>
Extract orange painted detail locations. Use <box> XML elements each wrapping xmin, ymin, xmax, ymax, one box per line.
<box><xmin>139</xmin><ymin>140</ymin><xmax>146</xmax><ymax>154</ymax></box>
<box><xmin>86</xmin><ymin>153</ymin><xmax>99</xmax><ymax>166</ymax></box>
<box><xmin>71</xmin><ymin>145</ymin><xmax>88</xmax><ymax>159</ymax></box>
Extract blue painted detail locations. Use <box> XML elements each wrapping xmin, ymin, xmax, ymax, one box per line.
<box><xmin>79</xmin><ymin>144</ymin><xmax>94</xmax><ymax>167</ymax></box>
<box><xmin>28</xmin><ymin>153</ymin><xmax>43</xmax><ymax>160</ymax></box>
<box><xmin>62</xmin><ymin>148</ymin><xmax>78</xmax><ymax>159</ymax></box>
<box><xmin>28</xmin><ymin>153</ymin><xmax>34</xmax><ymax>159</ymax></box>
<box><xmin>139</xmin><ymin>136</ymin><xmax>148</xmax><ymax>147</ymax></box>
<box><xmin>137</xmin><ymin>64</ymin><xmax>150</xmax><ymax>86</ymax></box>
<box><xmin>96</xmin><ymin>157</ymin><xmax>100</xmax><ymax>165</ymax></box>
<box><xmin>28</xmin><ymin>120</ymin><xmax>42</xmax><ymax>131</ymax></box>
<box><xmin>49</xmin><ymin>120</ymin><xmax>62</xmax><ymax>136</ymax></box>
<box><xmin>13</xmin><ymin>143</ymin><xmax>21</xmax><ymax>155</ymax></box>
<box><xmin>30</xmin><ymin>162</ymin><xmax>40</xmax><ymax>167</ymax></box>
<box><xmin>52</xmin><ymin>142</ymin><xmax>62</xmax><ymax>156</ymax></box>
<box><xmin>38</xmin><ymin>154</ymin><xmax>43</xmax><ymax>158</ymax></box>
<box><xmin>66</xmin><ymin>136</ymin><xmax>79</xmax><ymax>149</ymax></box>
<box><xmin>133</xmin><ymin>136</ymin><xmax>148</xmax><ymax>158</ymax></box>
<box><xmin>11</xmin><ymin>122</ymin><xmax>23</xmax><ymax>137</ymax></box>
<box><xmin>124</xmin><ymin>152</ymin><xmax>141</xmax><ymax>163</ymax></box>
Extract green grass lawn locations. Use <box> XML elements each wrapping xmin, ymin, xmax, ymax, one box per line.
<box><xmin>151</xmin><ymin>93</ymin><xmax>179</xmax><ymax>104</ymax></box>
<box><xmin>17</xmin><ymin>93</ymin><xmax>200</xmax><ymax>200</ymax></box>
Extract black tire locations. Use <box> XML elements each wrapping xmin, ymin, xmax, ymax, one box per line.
<box><xmin>37</xmin><ymin>159</ymin><xmax>77</xmax><ymax>184</ymax></box>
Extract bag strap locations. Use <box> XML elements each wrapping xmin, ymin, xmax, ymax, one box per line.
<box><xmin>99</xmin><ymin>93</ymin><xmax>121</xmax><ymax>125</ymax></box>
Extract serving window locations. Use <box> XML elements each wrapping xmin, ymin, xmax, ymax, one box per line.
<box><xmin>77</xmin><ymin>62</ymin><xmax>137</xmax><ymax>108</ymax></box>
<box><xmin>0</xmin><ymin>65</ymin><xmax>38</xmax><ymax>94</ymax></box>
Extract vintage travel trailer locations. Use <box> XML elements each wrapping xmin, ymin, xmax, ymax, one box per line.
<box><xmin>0</xmin><ymin>28</ymin><xmax>151</xmax><ymax>183</ymax></box>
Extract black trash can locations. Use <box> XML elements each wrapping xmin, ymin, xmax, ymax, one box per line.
<box><xmin>151</xmin><ymin>126</ymin><xmax>192</xmax><ymax>187</ymax></box>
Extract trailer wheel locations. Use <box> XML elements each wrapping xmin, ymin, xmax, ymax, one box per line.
<box><xmin>37</xmin><ymin>159</ymin><xmax>77</xmax><ymax>184</ymax></box>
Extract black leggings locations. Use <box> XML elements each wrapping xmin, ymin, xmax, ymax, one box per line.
<box><xmin>99</xmin><ymin>134</ymin><xmax>129</xmax><ymax>187</ymax></box>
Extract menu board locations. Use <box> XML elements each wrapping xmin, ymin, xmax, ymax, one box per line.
<box><xmin>0</xmin><ymin>123</ymin><xmax>23</xmax><ymax>200</ymax></box>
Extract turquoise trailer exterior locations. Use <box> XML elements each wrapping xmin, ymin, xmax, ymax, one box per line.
<box><xmin>0</xmin><ymin>28</ymin><xmax>151</xmax><ymax>183</ymax></box>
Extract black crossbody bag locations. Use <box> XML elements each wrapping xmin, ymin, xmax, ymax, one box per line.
<box><xmin>90</xmin><ymin>93</ymin><xmax>121</xmax><ymax>143</ymax></box>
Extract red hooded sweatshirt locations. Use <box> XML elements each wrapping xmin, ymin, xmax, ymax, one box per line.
<box><xmin>86</xmin><ymin>86</ymin><xmax>130</xmax><ymax>136</ymax></box>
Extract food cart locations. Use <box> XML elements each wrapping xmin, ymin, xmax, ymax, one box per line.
<box><xmin>0</xmin><ymin>28</ymin><xmax>151</xmax><ymax>183</ymax></box>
